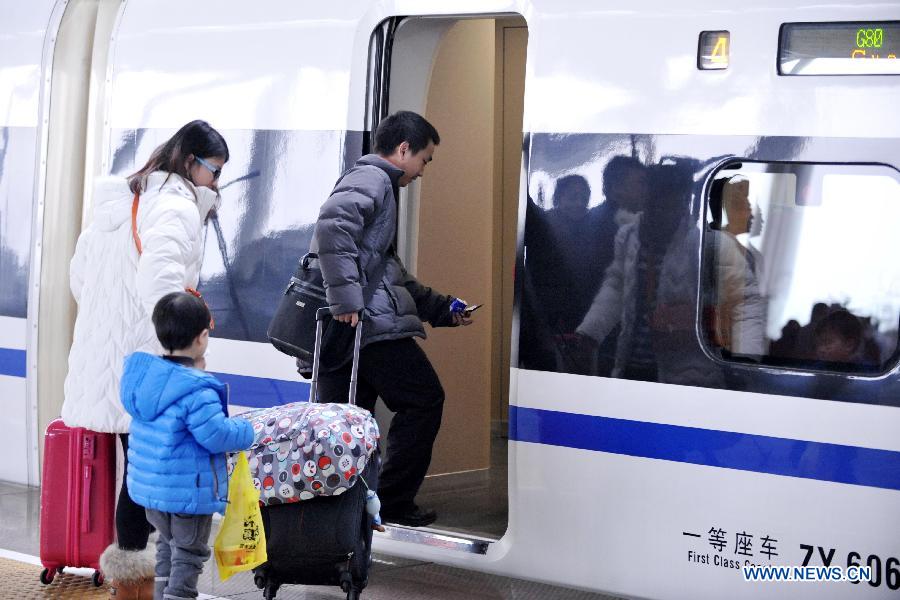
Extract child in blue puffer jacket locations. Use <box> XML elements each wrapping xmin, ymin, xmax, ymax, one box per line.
<box><xmin>121</xmin><ymin>291</ymin><xmax>253</xmax><ymax>600</ymax></box>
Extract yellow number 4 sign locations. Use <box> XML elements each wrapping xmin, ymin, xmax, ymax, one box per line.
<box><xmin>699</xmin><ymin>31</ymin><xmax>730</xmax><ymax>70</ymax></box>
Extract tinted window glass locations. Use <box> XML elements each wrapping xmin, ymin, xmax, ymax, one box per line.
<box><xmin>519</xmin><ymin>153</ymin><xmax>700</xmax><ymax>382</ymax></box>
<box><xmin>0</xmin><ymin>127</ymin><xmax>36</xmax><ymax>318</ymax></box>
<box><xmin>701</xmin><ymin>162</ymin><xmax>900</xmax><ymax>374</ymax></box>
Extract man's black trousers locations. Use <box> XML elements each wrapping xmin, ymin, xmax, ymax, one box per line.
<box><xmin>317</xmin><ymin>337</ymin><xmax>444</xmax><ymax>512</ymax></box>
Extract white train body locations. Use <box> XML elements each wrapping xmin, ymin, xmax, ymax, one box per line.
<box><xmin>2</xmin><ymin>1</ymin><xmax>899</xmax><ymax>598</ymax></box>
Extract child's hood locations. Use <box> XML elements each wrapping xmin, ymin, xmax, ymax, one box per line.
<box><xmin>121</xmin><ymin>352</ymin><xmax>226</xmax><ymax>421</ymax></box>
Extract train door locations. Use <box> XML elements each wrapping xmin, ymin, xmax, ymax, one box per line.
<box><xmin>367</xmin><ymin>15</ymin><xmax>526</xmax><ymax>540</ymax></box>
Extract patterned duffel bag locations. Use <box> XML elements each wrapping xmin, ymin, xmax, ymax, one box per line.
<box><xmin>229</xmin><ymin>401</ymin><xmax>380</xmax><ymax>506</ymax></box>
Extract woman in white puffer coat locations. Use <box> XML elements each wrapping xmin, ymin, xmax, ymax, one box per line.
<box><xmin>62</xmin><ymin>120</ymin><xmax>228</xmax><ymax>599</ymax></box>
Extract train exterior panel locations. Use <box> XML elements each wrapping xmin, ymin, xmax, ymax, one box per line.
<box><xmin>1</xmin><ymin>0</ymin><xmax>62</xmax><ymax>485</ymax></box>
<box><xmin>2</xmin><ymin>0</ymin><xmax>899</xmax><ymax>598</ymax></box>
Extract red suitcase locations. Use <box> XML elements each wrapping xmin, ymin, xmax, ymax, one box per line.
<box><xmin>39</xmin><ymin>418</ymin><xmax>116</xmax><ymax>587</ymax></box>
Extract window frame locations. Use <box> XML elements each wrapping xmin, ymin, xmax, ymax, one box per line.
<box><xmin>697</xmin><ymin>158</ymin><xmax>900</xmax><ymax>378</ymax></box>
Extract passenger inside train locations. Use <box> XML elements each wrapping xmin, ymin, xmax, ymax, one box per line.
<box><xmin>704</xmin><ymin>175</ymin><xmax>766</xmax><ymax>358</ymax></box>
<box><xmin>769</xmin><ymin>304</ymin><xmax>882</xmax><ymax>371</ymax></box>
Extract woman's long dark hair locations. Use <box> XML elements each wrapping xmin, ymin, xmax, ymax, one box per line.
<box><xmin>127</xmin><ymin>120</ymin><xmax>229</xmax><ymax>193</ymax></box>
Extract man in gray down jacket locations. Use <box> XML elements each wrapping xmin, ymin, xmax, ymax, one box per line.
<box><xmin>311</xmin><ymin>111</ymin><xmax>471</xmax><ymax>527</ymax></box>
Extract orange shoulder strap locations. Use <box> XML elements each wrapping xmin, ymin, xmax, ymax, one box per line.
<box><xmin>131</xmin><ymin>190</ymin><xmax>142</xmax><ymax>255</ymax></box>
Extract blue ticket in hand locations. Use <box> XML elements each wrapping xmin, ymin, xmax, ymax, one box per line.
<box><xmin>449</xmin><ymin>298</ymin><xmax>468</xmax><ymax>313</ymax></box>
<box><xmin>450</xmin><ymin>299</ymin><xmax>481</xmax><ymax>316</ymax></box>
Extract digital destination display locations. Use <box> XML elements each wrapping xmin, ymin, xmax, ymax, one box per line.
<box><xmin>779</xmin><ymin>21</ymin><xmax>900</xmax><ymax>75</ymax></box>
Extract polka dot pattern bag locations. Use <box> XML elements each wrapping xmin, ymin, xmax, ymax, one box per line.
<box><xmin>231</xmin><ymin>401</ymin><xmax>380</xmax><ymax>506</ymax></box>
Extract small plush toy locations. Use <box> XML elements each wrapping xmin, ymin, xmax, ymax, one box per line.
<box><xmin>365</xmin><ymin>489</ymin><xmax>385</xmax><ymax>532</ymax></box>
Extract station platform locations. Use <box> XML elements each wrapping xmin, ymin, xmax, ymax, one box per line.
<box><xmin>0</xmin><ymin>481</ymin><xmax>622</xmax><ymax>600</ymax></box>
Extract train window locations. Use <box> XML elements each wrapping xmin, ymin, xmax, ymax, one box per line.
<box><xmin>701</xmin><ymin>162</ymin><xmax>900</xmax><ymax>374</ymax></box>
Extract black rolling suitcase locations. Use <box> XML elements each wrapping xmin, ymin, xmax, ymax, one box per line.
<box><xmin>253</xmin><ymin>308</ymin><xmax>378</xmax><ymax>600</ymax></box>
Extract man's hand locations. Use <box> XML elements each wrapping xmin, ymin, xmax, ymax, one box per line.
<box><xmin>452</xmin><ymin>313</ymin><xmax>473</xmax><ymax>327</ymax></box>
<box><xmin>335</xmin><ymin>312</ymin><xmax>360</xmax><ymax>327</ymax></box>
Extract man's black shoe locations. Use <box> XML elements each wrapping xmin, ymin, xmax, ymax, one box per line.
<box><xmin>381</xmin><ymin>506</ymin><xmax>437</xmax><ymax>527</ymax></box>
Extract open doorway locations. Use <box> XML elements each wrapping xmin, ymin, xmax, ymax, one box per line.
<box><xmin>367</xmin><ymin>15</ymin><xmax>526</xmax><ymax>539</ymax></box>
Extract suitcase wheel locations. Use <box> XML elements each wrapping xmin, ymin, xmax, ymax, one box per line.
<box><xmin>264</xmin><ymin>582</ymin><xmax>279</xmax><ymax>600</ymax></box>
<box><xmin>340</xmin><ymin>572</ymin><xmax>353</xmax><ymax>593</ymax></box>
<box><xmin>92</xmin><ymin>571</ymin><xmax>104</xmax><ymax>587</ymax></box>
<box><xmin>39</xmin><ymin>568</ymin><xmax>55</xmax><ymax>585</ymax></box>
<box><xmin>340</xmin><ymin>572</ymin><xmax>361</xmax><ymax>599</ymax></box>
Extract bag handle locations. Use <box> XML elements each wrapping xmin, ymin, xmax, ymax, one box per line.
<box><xmin>308</xmin><ymin>307</ymin><xmax>363</xmax><ymax>405</ymax></box>
<box><xmin>81</xmin><ymin>465</ymin><xmax>93</xmax><ymax>533</ymax></box>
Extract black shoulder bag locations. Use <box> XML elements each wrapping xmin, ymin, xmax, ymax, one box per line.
<box><xmin>267</xmin><ymin>252</ymin><xmax>386</xmax><ymax>371</ymax></box>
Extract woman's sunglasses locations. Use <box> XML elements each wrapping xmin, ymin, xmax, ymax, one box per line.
<box><xmin>194</xmin><ymin>156</ymin><xmax>222</xmax><ymax>180</ymax></box>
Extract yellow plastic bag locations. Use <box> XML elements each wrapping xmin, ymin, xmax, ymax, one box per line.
<box><xmin>214</xmin><ymin>451</ymin><xmax>267</xmax><ymax>581</ymax></box>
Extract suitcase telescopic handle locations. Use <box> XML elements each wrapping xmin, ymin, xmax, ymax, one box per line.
<box><xmin>81</xmin><ymin>465</ymin><xmax>92</xmax><ymax>533</ymax></box>
<box><xmin>308</xmin><ymin>307</ymin><xmax>364</xmax><ymax>405</ymax></box>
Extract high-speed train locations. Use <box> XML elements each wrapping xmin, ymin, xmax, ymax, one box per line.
<box><xmin>2</xmin><ymin>1</ymin><xmax>899</xmax><ymax>598</ymax></box>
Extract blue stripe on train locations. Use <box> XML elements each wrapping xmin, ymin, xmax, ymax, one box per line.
<box><xmin>212</xmin><ymin>371</ymin><xmax>310</xmax><ymax>409</ymax></box>
<box><xmin>0</xmin><ymin>345</ymin><xmax>307</xmax><ymax>408</ymax></box>
<box><xmin>0</xmin><ymin>348</ymin><xmax>26</xmax><ymax>378</ymax></box>
<box><xmin>509</xmin><ymin>405</ymin><xmax>900</xmax><ymax>491</ymax></box>
<box><xmin>5</xmin><ymin>342</ymin><xmax>898</xmax><ymax>490</ymax></box>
